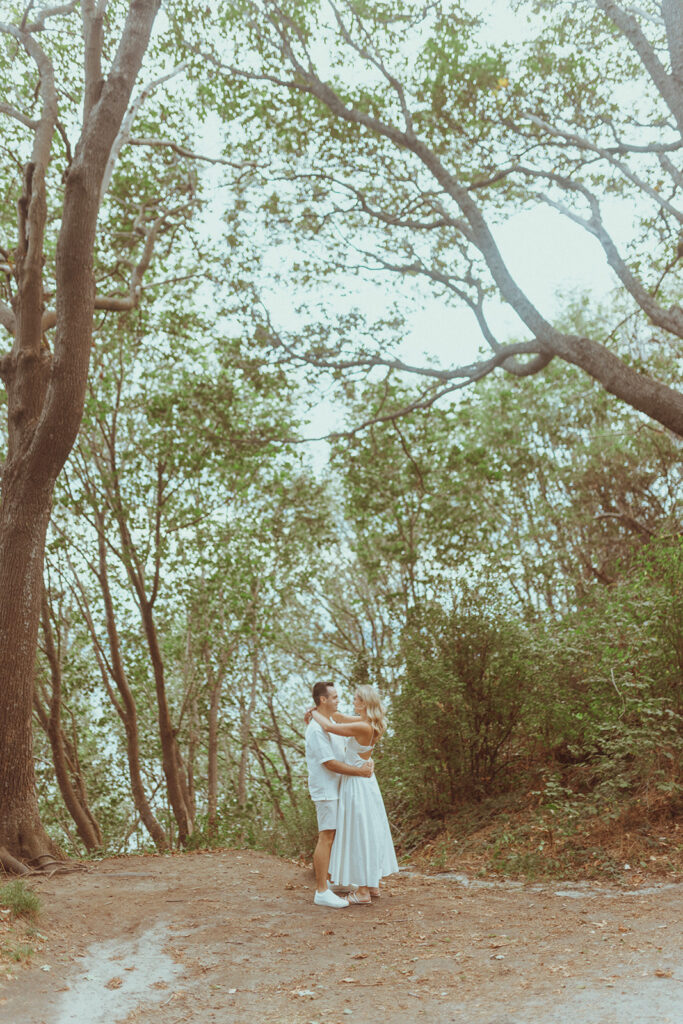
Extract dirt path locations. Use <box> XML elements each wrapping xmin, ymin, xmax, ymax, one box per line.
<box><xmin>1</xmin><ymin>849</ymin><xmax>681</xmax><ymax>1024</ymax></box>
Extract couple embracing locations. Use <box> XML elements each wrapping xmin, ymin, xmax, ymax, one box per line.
<box><xmin>304</xmin><ymin>681</ymin><xmax>398</xmax><ymax>908</ymax></box>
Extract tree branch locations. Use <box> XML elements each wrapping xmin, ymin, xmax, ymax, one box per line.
<box><xmin>24</xmin><ymin>1</ymin><xmax>78</xmax><ymax>32</ymax></box>
<box><xmin>0</xmin><ymin>101</ymin><xmax>40</xmax><ymax>130</ymax></box>
<box><xmin>623</xmin><ymin>5</ymin><xmax>664</xmax><ymax>28</ymax></box>
<box><xmin>523</xmin><ymin>113</ymin><xmax>683</xmax><ymax>222</ymax></box>
<box><xmin>127</xmin><ymin>136</ymin><xmax>256</xmax><ymax>168</ymax></box>
<box><xmin>0</xmin><ymin>302</ymin><xmax>15</xmax><ymax>335</ymax></box>
<box><xmin>1</xmin><ymin>20</ymin><xmax>58</xmax><ymax>367</ymax></box>
<box><xmin>237</xmin><ymin>19</ymin><xmax>559</xmax><ymax>346</ymax></box>
<box><xmin>662</xmin><ymin>0</ymin><xmax>683</xmax><ymax>91</ymax></box>
<box><xmin>219</xmin><ymin>2</ymin><xmax>683</xmax><ymax>437</ymax></box>
<box><xmin>595</xmin><ymin>0</ymin><xmax>683</xmax><ymax>134</ymax></box>
<box><xmin>327</xmin><ymin>173</ymin><xmax>470</xmax><ymax>233</ymax></box>
<box><xmin>81</xmin><ymin>0</ymin><xmax>105</xmax><ymax>121</ymax></box>
<box><xmin>263</xmin><ymin>301</ymin><xmax>548</xmax><ymax>384</ymax></box>
<box><xmin>100</xmin><ymin>61</ymin><xmax>189</xmax><ymax>200</ymax></box>
<box><xmin>521</xmin><ymin>166</ymin><xmax>683</xmax><ymax>338</ymax></box>
<box><xmin>328</xmin><ymin>0</ymin><xmax>416</xmax><ymax>138</ymax></box>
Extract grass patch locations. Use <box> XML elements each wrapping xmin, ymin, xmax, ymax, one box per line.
<box><xmin>0</xmin><ymin>880</ymin><xmax>41</xmax><ymax>920</ymax></box>
<box><xmin>1</xmin><ymin>941</ymin><xmax>34</xmax><ymax>963</ymax></box>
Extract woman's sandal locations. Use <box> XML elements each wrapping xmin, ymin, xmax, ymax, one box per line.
<box><xmin>347</xmin><ymin>892</ymin><xmax>372</xmax><ymax>905</ymax></box>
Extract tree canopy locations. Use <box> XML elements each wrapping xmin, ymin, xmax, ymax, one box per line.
<box><xmin>187</xmin><ymin>0</ymin><xmax>683</xmax><ymax>435</ymax></box>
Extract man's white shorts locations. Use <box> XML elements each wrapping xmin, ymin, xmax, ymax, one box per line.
<box><xmin>314</xmin><ymin>799</ymin><xmax>338</xmax><ymax>832</ymax></box>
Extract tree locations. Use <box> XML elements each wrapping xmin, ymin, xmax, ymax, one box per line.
<box><xmin>202</xmin><ymin>0</ymin><xmax>683</xmax><ymax>436</ymax></box>
<box><xmin>0</xmin><ymin>0</ymin><xmax>162</xmax><ymax>872</ymax></box>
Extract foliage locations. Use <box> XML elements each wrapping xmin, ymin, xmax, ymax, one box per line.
<box><xmin>535</xmin><ymin>537</ymin><xmax>683</xmax><ymax>809</ymax></box>
<box><xmin>384</xmin><ymin>594</ymin><xmax>537</xmax><ymax>815</ymax></box>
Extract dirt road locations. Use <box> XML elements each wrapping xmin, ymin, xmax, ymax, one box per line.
<box><xmin>1</xmin><ymin>849</ymin><xmax>681</xmax><ymax>1024</ymax></box>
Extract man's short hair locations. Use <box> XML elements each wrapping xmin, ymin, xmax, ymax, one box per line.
<box><xmin>312</xmin><ymin>681</ymin><xmax>334</xmax><ymax>706</ymax></box>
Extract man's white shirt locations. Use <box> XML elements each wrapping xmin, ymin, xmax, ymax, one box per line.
<box><xmin>305</xmin><ymin>719</ymin><xmax>345</xmax><ymax>800</ymax></box>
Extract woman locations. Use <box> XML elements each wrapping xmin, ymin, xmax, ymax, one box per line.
<box><xmin>311</xmin><ymin>684</ymin><xmax>398</xmax><ymax>904</ymax></box>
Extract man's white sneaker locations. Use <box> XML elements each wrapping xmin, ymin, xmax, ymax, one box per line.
<box><xmin>314</xmin><ymin>889</ymin><xmax>349</xmax><ymax>908</ymax></box>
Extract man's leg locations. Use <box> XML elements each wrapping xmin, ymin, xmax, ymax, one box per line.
<box><xmin>313</xmin><ymin>829</ymin><xmax>335</xmax><ymax>893</ymax></box>
<box><xmin>311</xmin><ymin>800</ymin><xmax>347</xmax><ymax>907</ymax></box>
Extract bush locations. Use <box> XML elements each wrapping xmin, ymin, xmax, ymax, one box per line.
<box><xmin>384</xmin><ymin>596</ymin><xmax>537</xmax><ymax>817</ymax></box>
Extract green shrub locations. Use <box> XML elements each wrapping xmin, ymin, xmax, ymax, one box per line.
<box><xmin>384</xmin><ymin>595</ymin><xmax>537</xmax><ymax>816</ymax></box>
<box><xmin>534</xmin><ymin>538</ymin><xmax>683</xmax><ymax>809</ymax></box>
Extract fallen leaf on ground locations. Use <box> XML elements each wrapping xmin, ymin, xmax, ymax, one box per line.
<box><xmin>654</xmin><ymin>969</ymin><xmax>673</xmax><ymax>978</ymax></box>
<box><xmin>105</xmin><ymin>977</ymin><xmax>123</xmax><ymax>989</ymax></box>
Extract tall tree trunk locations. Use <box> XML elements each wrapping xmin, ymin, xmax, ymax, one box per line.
<box><xmin>237</xmin><ymin>637</ymin><xmax>260</xmax><ymax>810</ymax></box>
<box><xmin>0</xmin><ymin>0</ymin><xmax>161</xmax><ymax>869</ymax></box>
<box><xmin>187</xmin><ymin>694</ymin><xmax>199</xmax><ymax>823</ymax></box>
<box><xmin>92</xmin><ymin>520</ymin><xmax>168</xmax><ymax>851</ymax></box>
<box><xmin>183</xmin><ymin>629</ymin><xmax>198</xmax><ymax>822</ymax></box>
<box><xmin>265</xmin><ymin>691</ymin><xmax>299</xmax><ymax>811</ymax></box>
<box><xmin>206</xmin><ymin>649</ymin><xmax>221</xmax><ymax>835</ymax></box>
<box><xmin>140</xmin><ymin>600</ymin><xmax>194</xmax><ymax>844</ymax></box>
<box><xmin>36</xmin><ymin>590</ymin><xmax>102</xmax><ymax>851</ymax></box>
<box><xmin>107</xmin><ymin>457</ymin><xmax>193</xmax><ymax>845</ymax></box>
<box><xmin>251</xmin><ymin>741</ymin><xmax>286</xmax><ymax>821</ymax></box>
<box><xmin>205</xmin><ymin>643</ymin><xmax>235</xmax><ymax>837</ymax></box>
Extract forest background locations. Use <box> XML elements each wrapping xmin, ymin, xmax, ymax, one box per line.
<box><xmin>0</xmin><ymin>0</ymin><xmax>681</xmax><ymax>881</ymax></box>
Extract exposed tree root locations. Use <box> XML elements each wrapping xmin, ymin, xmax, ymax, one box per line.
<box><xmin>0</xmin><ymin>846</ymin><xmax>30</xmax><ymax>876</ymax></box>
<box><xmin>26</xmin><ymin>856</ymin><xmax>83</xmax><ymax>878</ymax></box>
<box><xmin>0</xmin><ymin>848</ymin><xmax>80</xmax><ymax>878</ymax></box>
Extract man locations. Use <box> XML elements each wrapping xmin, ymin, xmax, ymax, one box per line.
<box><xmin>305</xmin><ymin>681</ymin><xmax>373</xmax><ymax>908</ymax></box>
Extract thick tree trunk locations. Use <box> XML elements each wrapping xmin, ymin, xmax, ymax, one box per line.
<box><xmin>0</xmin><ymin>483</ymin><xmax>62</xmax><ymax>868</ymax></box>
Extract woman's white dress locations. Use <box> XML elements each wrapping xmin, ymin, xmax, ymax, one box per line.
<box><xmin>329</xmin><ymin>736</ymin><xmax>399</xmax><ymax>887</ymax></box>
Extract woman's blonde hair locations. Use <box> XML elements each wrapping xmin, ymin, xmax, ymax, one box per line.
<box><xmin>355</xmin><ymin>684</ymin><xmax>387</xmax><ymax>740</ymax></box>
